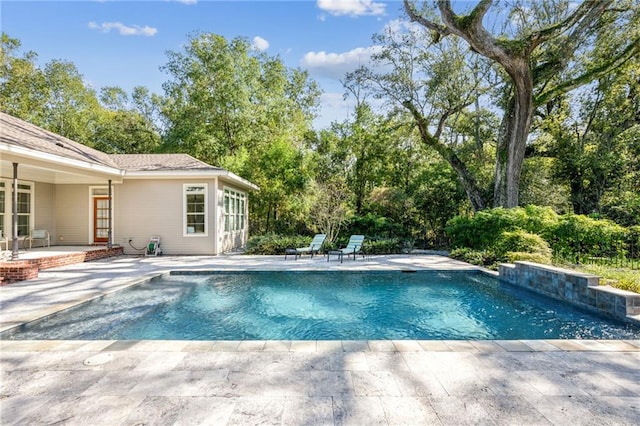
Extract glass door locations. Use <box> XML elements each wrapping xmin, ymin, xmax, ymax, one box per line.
<box><xmin>93</xmin><ymin>197</ymin><xmax>110</xmax><ymax>243</ymax></box>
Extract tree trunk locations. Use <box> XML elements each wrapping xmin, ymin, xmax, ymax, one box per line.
<box><xmin>493</xmin><ymin>67</ymin><xmax>534</xmax><ymax>208</ymax></box>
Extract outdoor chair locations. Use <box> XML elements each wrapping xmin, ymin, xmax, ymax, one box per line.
<box><xmin>285</xmin><ymin>234</ymin><xmax>327</xmax><ymax>260</ymax></box>
<box><xmin>0</xmin><ymin>230</ymin><xmax>8</xmax><ymax>251</ymax></box>
<box><xmin>327</xmin><ymin>235</ymin><xmax>365</xmax><ymax>263</ymax></box>
<box><xmin>26</xmin><ymin>229</ymin><xmax>50</xmax><ymax>249</ymax></box>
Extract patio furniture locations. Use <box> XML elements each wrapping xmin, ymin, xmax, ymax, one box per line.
<box><xmin>0</xmin><ymin>230</ymin><xmax>8</xmax><ymax>251</ymax></box>
<box><xmin>327</xmin><ymin>235</ymin><xmax>365</xmax><ymax>263</ymax></box>
<box><xmin>285</xmin><ymin>234</ymin><xmax>327</xmax><ymax>260</ymax></box>
<box><xmin>26</xmin><ymin>229</ymin><xmax>50</xmax><ymax>249</ymax></box>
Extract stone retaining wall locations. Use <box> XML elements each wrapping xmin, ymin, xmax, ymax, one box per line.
<box><xmin>499</xmin><ymin>261</ymin><xmax>640</xmax><ymax>324</ymax></box>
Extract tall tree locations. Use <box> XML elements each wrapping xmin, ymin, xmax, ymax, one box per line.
<box><xmin>404</xmin><ymin>0</ymin><xmax>640</xmax><ymax>207</ymax></box>
<box><xmin>350</xmin><ymin>23</ymin><xmax>493</xmax><ymax>211</ymax></box>
<box><xmin>160</xmin><ymin>33</ymin><xmax>321</xmax><ymax>232</ymax></box>
<box><xmin>160</xmin><ymin>33</ymin><xmax>320</xmax><ymax>166</ymax></box>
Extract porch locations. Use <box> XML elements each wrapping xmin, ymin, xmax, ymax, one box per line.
<box><xmin>0</xmin><ymin>245</ymin><xmax>124</xmax><ymax>285</ymax></box>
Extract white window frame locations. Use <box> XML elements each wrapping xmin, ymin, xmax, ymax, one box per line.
<box><xmin>0</xmin><ymin>180</ymin><xmax>34</xmax><ymax>238</ymax></box>
<box><xmin>0</xmin><ymin>181</ymin><xmax>5</xmax><ymax>238</ymax></box>
<box><xmin>223</xmin><ymin>188</ymin><xmax>246</xmax><ymax>234</ymax></box>
<box><xmin>183</xmin><ymin>183</ymin><xmax>208</xmax><ymax>237</ymax></box>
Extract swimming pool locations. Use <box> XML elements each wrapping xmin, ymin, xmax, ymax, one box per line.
<box><xmin>5</xmin><ymin>271</ymin><xmax>640</xmax><ymax>340</ymax></box>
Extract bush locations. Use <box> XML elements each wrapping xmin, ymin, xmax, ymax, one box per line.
<box><xmin>245</xmin><ymin>234</ymin><xmax>314</xmax><ymax>255</ymax></box>
<box><xmin>449</xmin><ymin>247</ymin><xmax>499</xmax><ymax>268</ymax></box>
<box><xmin>445</xmin><ymin>205</ymin><xmax>558</xmax><ymax>249</ymax></box>
<box><xmin>504</xmin><ymin>251</ymin><xmax>553</xmax><ymax>264</ymax></box>
<box><xmin>494</xmin><ymin>230</ymin><xmax>552</xmax><ymax>260</ymax></box>
<box><xmin>364</xmin><ymin>238</ymin><xmax>402</xmax><ymax>255</ymax></box>
<box><xmin>348</xmin><ymin>213</ymin><xmax>403</xmax><ymax>239</ymax></box>
<box><xmin>547</xmin><ymin>214</ymin><xmax>628</xmax><ymax>258</ymax></box>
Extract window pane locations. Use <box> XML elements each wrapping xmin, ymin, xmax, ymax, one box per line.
<box><xmin>17</xmin><ymin>192</ymin><xmax>30</xmax><ymax>214</ymax></box>
<box><xmin>17</xmin><ymin>215</ymin><xmax>29</xmax><ymax>236</ymax></box>
<box><xmin>185</xmin><ymin>185</ymin><xmax>206</xmax><ymax>234</ymax></box>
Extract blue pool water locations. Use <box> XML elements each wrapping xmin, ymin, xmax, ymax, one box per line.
<box><xmin>6</xmin><ymin>271</ymin><xmax>640</xmax><ymax>340</ymax></box>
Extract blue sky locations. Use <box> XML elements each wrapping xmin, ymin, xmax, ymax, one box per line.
<box><xmin>2</xmin><ymin>0</ymin><xmax>410</xmax><ymax>129</ymax></box>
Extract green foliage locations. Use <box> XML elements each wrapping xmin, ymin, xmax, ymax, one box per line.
<box><xmin>446</xmin><ymin>205</ymin><xmax>558</xmax><ymax>249</ymax></box>
<box><xmin>548</xmin><ymin>214</ymin><xmax>628</xmax><ymax>258</ymax></box>
<box><xmin>576</xmin><ymin>264</ymin><xmax>640</xmax><ymax>294</ymax></box>
<box><xmin>348</xmin><ymin>213</ymin><xmax>402</xmax><ymax>240</ymax></box>
<box><xmin>449</xmin><ymin>247</ymin><xmax>499</xmax><ymax>268</ymax></box>
<box><xmin>245</xmin><ymin>234</ymin><xmax>313</xmax><ymax>255</ymax></box>
<box><xmin>363</xmin><ymin>238</ymin><xmax>402</xmax><ymax>255</ymax></box>
<box><xmin>494</xmin><ymin>230</ymin><xmax>552</xmax><ymax>260</ymax></box>
<box><xmin>504</xmin><ymin>252</ymin><xmax>553</xmax><ymax>264</ymax></box>
<box><xmin>447</xmin><ymin>207</ymin><xmax>634</xmax><ymax>268</ymax></box>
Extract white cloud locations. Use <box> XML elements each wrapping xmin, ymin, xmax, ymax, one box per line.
<box><xmin>88</xmin><ymin>21</ymin><xmax>158</xmax><ymax>37</ymax></box>
<box><xmin>252</xmin><ymin>36</ymin><xmax>270</xmax><ymax>51</ymax></box>
<box><xmin>301</xmin><ymin>45</ymin><xmax>382</xmax><ymax>79</ymax></box>
<box><xmin>317</xmin><ymin>0</ymin><xmax>386</xmax><ymax>17</ymax></box>
<box><xmin>175</xmin><ymin>0</ymin><xmax>198</xmax><ymax>4</ymax></box>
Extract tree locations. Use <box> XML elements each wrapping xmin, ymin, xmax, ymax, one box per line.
<box><xmin>404</xmin><ymin>0</ymin><xmax>640</xmax><ymax>207</ymax></box>
<box><xmin>539</xmin><ymin>54</ymin><xmax>640</xmax><ymax>215</ymax></box>
<box><xmin>160</xmin><ymin>33</ymin><xmax>321</xmax><ymax>233</ymax></box>
<box><xmin>349</xmin><ymin>23</ymin><xmax>493</xmax><ymax>211</ymax></box>
<box><xmin>160</xmin><ymin>33</ymin><xmax>320</xmax><ymax>166</ymax></box>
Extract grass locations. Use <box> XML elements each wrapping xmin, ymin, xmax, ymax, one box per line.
<box><xmin>556</xmin><ymin>262</ymin><xmax>640</xmax><ymax>294</ymax></box>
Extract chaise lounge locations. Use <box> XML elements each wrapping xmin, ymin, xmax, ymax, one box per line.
<box><xmin>285</xmin><ymin>233</ymin><xmax>327</xmax><ymax>260</ymax></box>
<box><xmin>327</xmin><ymin>235</ymin><xmax>365</xmax><ymax>263</ymax></box>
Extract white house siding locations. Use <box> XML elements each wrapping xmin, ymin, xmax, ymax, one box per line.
<box><xmin>34</xmin><ymin>182</ymin><xmax>56</xmax><ymax>240</ymax></box>
<box><xmin>54</xmin><ymin>185</ymin><xmax>90</xmax><ymax>245</ymax></box>
<box><xmin>115</xmin><ymin>179</ymin><xmax>217</xmax><ymax>255</ymax></box>
<box><xmin>217</xmin><ymin>181</ymin><xmax>249</xmax><ymax>254</ymax></box>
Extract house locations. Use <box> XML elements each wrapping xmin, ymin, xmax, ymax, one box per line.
<box><xmin>0</xmin><ymin>111</ymin><xmax>258</xmax><ymax>256</ymax></box>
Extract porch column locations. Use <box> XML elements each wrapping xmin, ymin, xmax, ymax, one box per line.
<box><xmin>107</xmin><ymin>179</ymin><xmax>112</xmax><ymax>249</ymax></box>
<box><xmin>11</xmin><ymin>162</ymin><xmax>19</xmax><ymax>260</ymax></box>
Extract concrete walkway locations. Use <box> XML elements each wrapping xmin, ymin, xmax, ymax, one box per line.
<box><xmin>1</xmin><ymin>255</ymin><xmax>639</xmax><ymax>425</ymax></box>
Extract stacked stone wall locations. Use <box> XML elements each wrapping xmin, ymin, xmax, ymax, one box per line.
<box><xmin>499</xmin><ymin>261</ymin><xmax>640</xmax><ymax>324</ymax></box>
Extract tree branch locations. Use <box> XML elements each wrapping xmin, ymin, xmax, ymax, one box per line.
<box><xmin>529</xmin><ymin>0</ymin><xmax>610</xmax><ymax>47</ymax></box>
<box><xmin>403</xmin><ymin>0</ymin><xmax>450</xmax><ymax>36</ymax></box>
<box><xmin>535</xmin><ymin>38</ymin><xmax>640</xmax><ymax>105</ymax></box>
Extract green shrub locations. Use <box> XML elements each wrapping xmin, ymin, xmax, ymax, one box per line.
<box><xmin>494</xmin><ymin>230</ymin><xmax>552</xmax><ymax>259</ymax></box>
<box><xmin>445</xmin><ymin>205</ymin><xmax>558</xmax><ymax>249</ymax></box>
<box><xmin>364</xmin><ymin>238</ymin><xmax>402</xmax><ymax>255</ymax></box>
<box><xmin>449</xmin><ymin>247</ymin><xmax>499</xmax><ymax>268</ymax></box>
<box><xmin>547</xmin><ymin>214</ymin><xmax>628</xmax><ymax>258</ymax></box>
<box><xmin>504</xmin><ymin>251</ymin><xmax>552</xmax><ymax>264</ymax></box>
<box><xmin>245</xmin><ymin>234</ymin><xmax>314</xmax><ymax>255</ymax></box>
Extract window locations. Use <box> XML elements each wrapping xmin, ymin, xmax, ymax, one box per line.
<box><xmin>224</xmin><ymin>189</ymin><xmax>246</xmax><ymax>233</ymax></box>
<box><xmin>184</xmin><ymin>184</ymin><xmax>207</xmax><ymax>236</ymax></box>
<box><xmin>16</xmin><ymin>183</ymin><xmax>32</xmax><ymax>236</ymax></box>
<box><xmin>0</xmin><ymin>181</ymin><xmax>33</xmax><ymax>237</ymax></box>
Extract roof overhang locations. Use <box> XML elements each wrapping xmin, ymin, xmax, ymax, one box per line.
<box><xmin>124</xmin><ymin>170</ymin><xmax>259</xmax><ymax>191</ymax></box>
<box><xmin>0</xmin><ymin>142</ymin><xmax>125</xmax><ymax>184</ymax></box>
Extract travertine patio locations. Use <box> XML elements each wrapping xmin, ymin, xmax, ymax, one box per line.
<box><xmin>1</xmin><ymin>255</ymin><xmax>639</xmax><ymax>425</ymax></box>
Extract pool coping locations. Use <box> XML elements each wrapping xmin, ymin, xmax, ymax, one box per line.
<box><xmin>2</xmin><ymin>337</ymin><xmax>640</xmax><ymax>354</ymax></box>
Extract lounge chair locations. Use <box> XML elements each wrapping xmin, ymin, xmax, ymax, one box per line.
<box><xmin>26</xmin><ymin>229</ymin><xmax>50</xmax><ymax>249</ymax></box>
<box><xmin>285</xmin><ymin>234</ymin><xmax>327</xmax><ymax>260</ymax></box>
<box><xmin>327</xmin><ymin>235</ymin><xmax>365</xmax><ymax>263</ymax></box>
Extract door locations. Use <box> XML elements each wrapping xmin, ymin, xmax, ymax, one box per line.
<box><xmin>93</xmin><ymin>197</ymin><xmax>110</xmax><ymax>244</ymax></box>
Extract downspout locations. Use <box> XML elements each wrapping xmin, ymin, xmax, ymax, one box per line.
<box><xmin>107</xmin><ymin>179</ymin><xmax>112</xmax><ymax>249</ymax></box>
<box><xmin>11</xmin><ymin>163</ymin><xmax>18</xmax><ymax>260</ymax></box>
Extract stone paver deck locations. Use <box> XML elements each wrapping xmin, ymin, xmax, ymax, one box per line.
<box><xmin>1</xmin><ymin>255</ymin><xmax>639</xmax><ymax>425</ymax></box>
